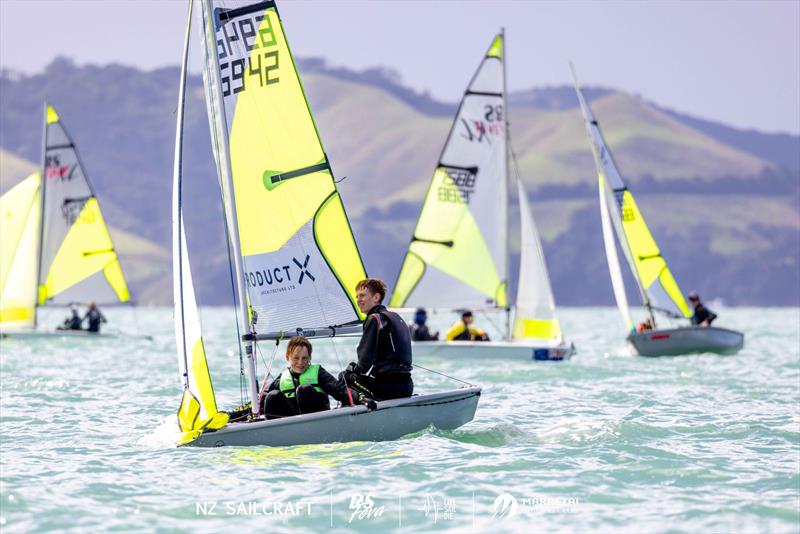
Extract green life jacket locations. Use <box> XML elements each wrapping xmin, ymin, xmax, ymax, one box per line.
<box><xmin>279</xmin><ymin>364</ymin><xmax>323</xmax><ymax>398</ymax></box>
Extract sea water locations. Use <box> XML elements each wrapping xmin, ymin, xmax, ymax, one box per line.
<box><xmin>1</xmin><ymin>307</ymin><xmax>798</xmax><ymax>533</ymax></box>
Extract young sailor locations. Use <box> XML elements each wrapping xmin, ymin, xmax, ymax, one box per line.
<box><xmin>688</xmin><ymin>291</ymin><xmax>717</xmax><ymax>327</ymax></box>
<box><xmin>58</xmin><ymin>305</ymin><xmax>83</xmax><ymax>331</ymax></box>
<box><xmin>410</xmin><ymin>307</ymin><xmax>439</xmax><ymax>341</ymax></box>
<box><xmin>261</xmin><ymin>336</ymin><xmax>353</xmax><ymax>419</ymax></box>
<box><xmin>83</xmin><ymin>302</ymin><xmax>107</xmax><ymax>333</ymax></box>
<box><xmin>445</xmin><ymin>310</ymin><xmax>490</xmax><ymax>341</ymax></box>
<box><xmin>340</xmin><ymin>279</ymin><xmax>413</xmax><ymax>401</ymax></box>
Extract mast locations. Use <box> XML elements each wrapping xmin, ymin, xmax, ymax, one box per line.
<box><xmin>199</xmin><ymin>0</ymin><xmax>259</xmax><ymax>416</ymax></box>
<box><xmin>34</xmin><ymin>101</ymin><xmax>47</xmax><ymax>329</ymax></box>
<box><xmin>501</xmin><ymin>28</ymin><xmax>511</xmax><ymax>341</ymax></box>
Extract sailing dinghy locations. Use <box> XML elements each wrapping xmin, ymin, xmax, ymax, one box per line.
<box><xmin>571</xmin><ymin>66</ymin><xmax>744</xmax><ymax>357</ymax></box>
<box><xmin>172</xmin><ymin>0</ymin><xmax>480</xmax><ymax>448</ymax></box>
<box><xmin>0</xmin><ymin>104</ymin><xmax>134</xmax><ymax>338</ymax></box>
<box><xmin>389</xmin><ymin>32</ymin><xmax>574</xmax><ymax>362</ymax></box>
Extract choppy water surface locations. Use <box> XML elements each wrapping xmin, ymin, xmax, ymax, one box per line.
<box><xmin>1</xmin><ymin>307</ymin><xmax>798</xmax><ymax>532</ymax></box>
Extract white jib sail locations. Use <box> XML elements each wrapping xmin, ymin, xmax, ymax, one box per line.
<box><xmin>512</xmin><ymin>180</ymin><xmax>563</xmax><ymax>342</ymax></box>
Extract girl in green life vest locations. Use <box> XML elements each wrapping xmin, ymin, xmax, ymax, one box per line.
<box><xmin>260</xmin><ymin>336</ymin><xmax>355</xmax><ymax>419</ymax></box>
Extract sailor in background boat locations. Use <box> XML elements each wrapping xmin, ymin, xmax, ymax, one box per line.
<box><xmin>341</xmin><ymin>279</ymin><xmax>414</xmax><ymax>401</ymax></box>
<box><xmin>83</xmin><ymin>302</ymin><xmax>107</xmax><ymax>333</ymax></box>
<box><xmin>445</xmin><ymin>311</ymin><xmax>490</xmax><ymax>342</ymax></box>
<box><xmin>58</xmin><ymin>305</ymin><xmax>83</xmax><ymax>331</ymax></box>
<box><xmin>688</xmin><ymin>291</ymin><xmax>718</xmax><ymax>328</ymax></box>
<box><xmin>409</xmin><ymin>308</ymin><xmax>439</xmax><ymax>341</ymax></box>
<box><xmin>260</xmin><ymin>336</ymin><xmax>354</xmax><ymax>419</ymax></box>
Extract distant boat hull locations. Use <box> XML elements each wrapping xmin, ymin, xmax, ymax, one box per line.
<box><xmin>1</xmin><ymin>329</ymin><xmax>152</xmax><ymax>341</ymax></box>
<box><xmin>627</xmin><ymin>326</ymin><xmax>744</xmax><ymax>357</ymax></box>
<box><xmin>411</xmin><ymin>340</ymin><xmax>575</xmax><ymax>361</ymax></box>
<box><xmin>188</xmin><ymin>387</ymin><xmax>480</xmax><ymax>448</ymax></box>
<box><xmin>0</xmin><ymin>330</ymin><xmax>114</xmax><ymax>339</ymax></box>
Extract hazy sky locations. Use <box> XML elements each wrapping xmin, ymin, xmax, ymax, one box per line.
<box><xmin>1</xmin><ymin>0</ymin><xmax>798</xmax><ymax>134</ymax></box>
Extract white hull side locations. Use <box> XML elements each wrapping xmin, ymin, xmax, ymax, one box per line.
<box><xmin>412</xmin><ymin>340</ymin><xmax>575</xmax><ymax>361</ymax></box>
<box><xmin>188</xmin><ymin>387</ymin><xmax>481</xmax><ymax>448</ymax></box>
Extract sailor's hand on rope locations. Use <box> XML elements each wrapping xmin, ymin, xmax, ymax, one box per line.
<box><xmin>360</xmin><ymin>396</ymin><xmax>377</xmax><ymax>411</ymax></box>
<box><xmin>345</xmin><ymin>361</ymin><xmax>359</xmax><ymax>374</ymax></box>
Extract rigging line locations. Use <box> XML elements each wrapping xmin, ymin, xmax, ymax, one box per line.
<box><xmin>411</xmin><ymin>362</ymin><xmax>473</xmax><ymax>387</ymax></box>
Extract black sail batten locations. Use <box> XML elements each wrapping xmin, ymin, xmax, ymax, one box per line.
<box><xmin>215</xmin><ymin>0</ymin><xmax>276</xmax><ymax>28</ymax></box>
<box><xmin>269</xmin><ymin>160</ymin><xmax>331</xmax><ymax>185</ymax></box>
<box><xmin>411</xmin><ymin>236</ymin><xmax>455</xmax><ymax>248</ymax></box>
<box><xmin>464</xmin><ymin>90</ymin><xmax>502</xmax><ymax>98</ymax></box>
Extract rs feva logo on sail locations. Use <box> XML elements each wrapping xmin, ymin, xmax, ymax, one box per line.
<box><xmin>245</xmin><ymin>254</ymin><xmax>315</xmax><ymax>288</ymax></box>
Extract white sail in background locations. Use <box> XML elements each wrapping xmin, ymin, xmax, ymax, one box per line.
<box><xmin>512</xmin><ymin>180</ymin><xmax>563</xmax><ymax>342</ymax></box>
<box><xmin>391</xmin><ymin>34</ymin><xmax>507</xmax><ymax>309</ymax></box>
<box><xmin>599</xmin><ymin>174</ymin><xmax>633</xmax><ymax>329</ymax></box>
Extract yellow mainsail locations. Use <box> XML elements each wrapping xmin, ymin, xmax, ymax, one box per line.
<box><xmin>200</xmin><ymin>0</ymin><xmax>367</xmax><ymax>333</ymax></box>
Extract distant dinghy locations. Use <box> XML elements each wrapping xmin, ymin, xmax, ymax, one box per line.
<box><xmin>389</xmin><ymin>32</ymin><xmax>574</xmax><ymax>361</ymax></box>
<box><xmin>571</xmin><ymin>66</ymin><xmax>744</xmax><ymax>357</ymax></box>
<box><xmin>171</xmin><ymin>0</ymin><xmax>480</xmax><ymax>448</ymax></box>
<box><xmin>0</xmin><ymin>105</ymin><xmax>133</xmax><ymax>338</ymax></box>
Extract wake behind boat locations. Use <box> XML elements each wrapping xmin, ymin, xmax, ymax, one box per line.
<box><xmin>571</xmin><ymin>66</ymin><xmax>744</xmax><ymax>357</ymax></box>
<box><xmin>390</xmin><ymin>32</ymin><xmax>574</xmax><ymax>362</ymax></box>
<box><xmin>170</xmin><ymin>0</ymin><xmax>480</xmax><ymax>448</ymax></box>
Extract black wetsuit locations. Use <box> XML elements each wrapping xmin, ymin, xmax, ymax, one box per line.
<box><xmin>340</xmin><ymin>304</ymin><xmax>413</xmax><ymax>401</ymax></box>
<box><xmin>84</xmin><ymin>308</ymin><xmax>107</xmax><ymax>333</ymax></box>
<box><xmin>60</xmin><ymin>314</ymin><xmax>82</xmax><ymax>330</ymax></box>
<box><xmin>411</xmin><ymin>322</ymin><xmax>438</xmax><ymax>341</ymax></box>
<box><xmin>261</xmin><ymin>366</ymin><xmax>352</xmax><ymax>419</ymax></box>
<box><xmin>691</xmin><ymin>303</ymin><xmax>717</xmax><ymax>326</ymax></box>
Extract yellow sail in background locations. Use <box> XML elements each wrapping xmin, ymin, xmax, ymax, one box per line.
<box><xmin>618</xmin><ymin>190</ymin><xmax>691</xmax><ymax>317</ymax></box>
<box><xmin>0</xmin><ymin>173</ymin><xmax>41</xmax><ymax>330</ymax></box>
<box><xmin>38</xmin><ymin>197</ymin><xmax>129</xmax><ymax>304</ymax></box>
<box><xmin>391</xmin><ymin>34</ymin><xmax>508</xmax><ymax>309</ymax></box>
<box><xmin>572</xmin><ymin>66</ymin><xmax>691</xmax><ymax>321</ymax></box>
<box><xmin>39</xmin><ymin>103</ymin><xmax>131</xmax><ymax>306</ymax></box>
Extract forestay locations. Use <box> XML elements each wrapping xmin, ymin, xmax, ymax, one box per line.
<box><xmin>571</xmin><ymin>68</ymin><xmax>690</xmax><ymax>321</ymax></box>
<box><xmin>512</xmin><ymin>180</ymin><xmax>562</xmax><ymax>342</ymax></box>
<box><xmin>0</xmin><ymin>174</ymin><xmax>41</xmax><ymax>330</ymax></box>
<box><xmin>198</xmin><ymin>0</ymin><xmax>367</xmax><ymax>335</ymax></box>
<box><xmin>39</xmin><ymin>105</ymin><xmax>130</xmax><ymax>306</ymax></box>
<box><xmin>173</xmin><ymin>0</ymin><xmax>228</xmax><ymax>445</ymax></box>
<box><xmin>390</xmin><ymin>34</ymin><xmax>507</xmax><ymax>309</ymax></box>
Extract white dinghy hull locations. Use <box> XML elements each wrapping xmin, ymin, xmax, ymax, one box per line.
<box><xmin>1</xmin><ymin>330</ymin><xmax>115</xmax><ymax>340</ymax></box>
<box><xmin>411</xmin><ymin>340</ymin><xmax>575</xmax><ymax>361</ymax></box>
<box><xmin>627</xmin><ymin>327</ymin><xmax>744</xmax><ymax>357</ymax></box>
<box><xmin>188</xmin><ymin>387</ymin><xmax>481</xmax><ymax>448</ymax></box>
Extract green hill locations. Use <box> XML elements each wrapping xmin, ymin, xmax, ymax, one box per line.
<box><xmin>1</xmin><ymin>58</ymin><xmax>797</xmax><ymax>305</ymax></box>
